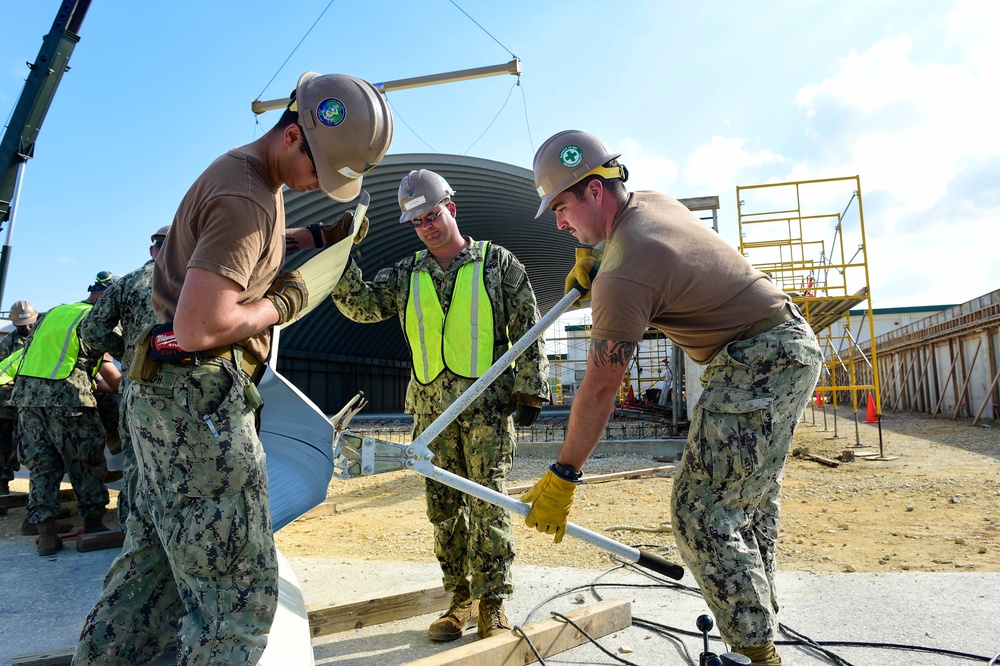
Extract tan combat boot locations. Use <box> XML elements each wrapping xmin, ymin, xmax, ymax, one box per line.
<box><xmin>427</xmin><ymin>586</ymin><xmax>478</xmax><ymax>642</ymax></box>
<box><xmin>20</xmin><ymin>515</ymin><xmax>72</xmax><ymax>536</ymax></box>
<box><xmin>735</xmin><ymin>642</ymin><xmax>783</xmax><ymax>666</ymax></box>
<box><xmin>36</xmin><ymin>518</ymin><xmax>63</xmax><ymax>556</ymax></box>
<box><xmin>477</xmin><ymin>599</ymin><xmax>511</xmax><ymax>639</ymax></box>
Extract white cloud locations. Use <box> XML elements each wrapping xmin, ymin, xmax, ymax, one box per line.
<box><xmin>684</xmin><ymin>136</ymin><xmax>788</xmax><ymax>198</ymax></box>
<box><xmin>614</xmin><ymin>138</ymin><xmax>680</xmax><ymax>192</ymax></box>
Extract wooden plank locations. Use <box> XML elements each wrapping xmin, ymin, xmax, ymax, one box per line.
<box><xmin>0</xmin><ymin>491</ymin><xmax>27</xmax><ymax>509</ymax></box>
<box><xmin>400</xmin><ymin>598</ymin><xmax>631</xmax><ymax>666</ymax></box>
<box><xmin>507</xmin><ymin>466</ymin><xmax>675</xmax><ymax>495</ymax></box>
<box><xmin>307</xmin><ymin>582</ymin><xmax>451</xmax><ymax>637</ymax></box>
<box><xmin>299</xmin><ymin>501</ymin><xmax>337</xmax><ymax>520</ymax></box>
<box><xmin>11</xmin><ymin>648</ymin><xmax>73</xmax><ymax>666</ymax></box>
<box><xmin>76</xmin><ymin>530</ymin><xmax>125</xmax><ymax>552</ymax></box>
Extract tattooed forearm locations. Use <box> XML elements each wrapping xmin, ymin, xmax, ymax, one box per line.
<box><xmin>286</xmin><ymin>235</ymin><xmax>303</xmax><ymax>254</ymax></box>
<box><xmin>590</xmin><ymin>340</ymin><xmax>636</xmax><ymax>367</ymax></box>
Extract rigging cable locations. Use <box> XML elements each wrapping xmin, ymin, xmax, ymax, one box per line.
<box><xmin>255</xmin><ymin>0</ymin><xmax>338</xmax><ymax>102</ymax></box>
<box><xmin>447</xmin><ymin>0</ymin><xmax>516</xmax><ymax>58</ymax></box>
<box><xmin>463</xmin><ymin>80</ymin><xmax>517</xmax><ymax>155</ymax></box>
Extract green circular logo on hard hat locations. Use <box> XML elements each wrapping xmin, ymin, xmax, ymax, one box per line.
<box><xmin>317</xmin><ymin>98</ymin><xmax>346</xmax><ymax>127</ymax></box>
<box><xmin>559</xmin><ymin>144</ymin><xmax>583</xmax><ymax>168</ymax></box>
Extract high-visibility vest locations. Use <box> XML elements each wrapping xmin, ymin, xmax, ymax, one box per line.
<box><xmin>17</xmin><ymin>302</ymin><xmax>93</xmax><ymax>380</ymax></box>
<box><xmin>0</xmin><ymin>348</ymin><xmax>23</xmax><ymax>385</ymax></box>
<box><xmin>404</xmin><ymin>241</ymin><xmax>494</xmax><ymax>384</ymax></box>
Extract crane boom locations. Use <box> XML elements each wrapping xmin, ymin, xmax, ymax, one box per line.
<box><xmin>0</xmin><ymin>0</ymin><xmax>92</xmax><ymax>308</ymax></box>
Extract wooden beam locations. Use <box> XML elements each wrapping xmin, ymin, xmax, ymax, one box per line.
<box><xmin>952</xmin><ymin>336</ymin><xmax>982</xmax><ymax>420</ymax></box>
<box><xmin>11</xmin><ymin>649</ymin><xmax>72</xmax><ymax>666</ymax></box>
<box><xmin>932</xmin><ymin>340</ymin><xmax>962</xmax><ymax>418</ymax></box>
<box><xmin>400</xmin><ymin>598</ymin><xmax>632</xmax><ymax>666</ymax></box>
<box><xmin>299</xmin><ymin>502</ymin><xmax>338</xmax><ymax>520</ymax></box>
<box><xmin>307</xmin><ymin>583</ymin><xmax>451</xmax><ymax>637</ymax></box>
<box><xmin>76</xmin><ymin>530</ymin><xmax>125</xmax><ymax>552</ymax></box>
<box><xmin>14</xmin><ymin>584</ymin><xmax>454</xmax><ymax>664</ymax></box>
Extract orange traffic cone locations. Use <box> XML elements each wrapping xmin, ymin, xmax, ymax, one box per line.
<box><xmin>627</xmin><ymin>385</ymin><xmax>636</xmax><ymax>403</ymax></box>
<box><xmin>865</xmin><ymin>392</ymin><xmax>879</xmax><ymax>423</ymax></box>
<box><xmin>814</xmin><ymin>390</ymin><xmax>824</xmax><ymax>407</ymax></box>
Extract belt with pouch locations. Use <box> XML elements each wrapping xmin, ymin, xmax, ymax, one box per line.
<box><xmin>737</xmin><ymin>302</ymin><xmax>795</xmax><ymax>341</ymax></box>
<box><xmin>200</xmin><ymin>345</ymin><xmax>266</xmax><ymax>384</ymax></box>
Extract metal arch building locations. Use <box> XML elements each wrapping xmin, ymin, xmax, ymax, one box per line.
<box><xmin>277</xmin><ymin>153</ymin><xmax>579</xmax><ymax>414</ymax></box>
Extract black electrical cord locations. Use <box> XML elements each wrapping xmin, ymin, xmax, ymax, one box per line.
<box><xmin>513</xmin><ymin>625</ymin><xmax>546</xmax><ymax>665</ymax></box>
<box><xmin>521</xmin><ymin>551</ymin><xmax>994</xmax><ymax>666</ymax></box>
<box><xmin>549</xmin><ymin>611</ymin><xmax>642</xmax><ymax>666</ymax></box>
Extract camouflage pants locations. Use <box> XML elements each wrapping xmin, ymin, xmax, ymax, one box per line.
<box><xmin>115</xmin><ymin>377</ymin><xmax>136</xmax><ymax>526</ymax></box>
<box><xmin>415</xmin><ymin>404</ymin><xmax>516</xmax><ymax>600</ymax></box>
<box><xmin>670</xmin><ymin>310</ymin><xmax>822</xmax><ymax>647</ymax></box>
<box><xmin>0</xmin><ymin>417</ymin><xmax>18</xmax><ymax>483</ymax></box>
<box><xmin>75</xmin><ymin>358</ymin><xmax>277</xmax><ymax>666</ymax></box>
<box><xmin>18</xmin><ymin>406</ymin><xmax>109</xmax><ymax>522</ymax></box>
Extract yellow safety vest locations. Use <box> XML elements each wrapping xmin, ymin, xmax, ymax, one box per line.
<box><xmin>0</xmin><ymin>348</ymin><xmax>23</xmax><ymax>385</ymax></box>
<box><xmin>17</xmin><ymin>302</ymin><xmax>93</xmax><ymax>380</ymax></box>
<box><xmin>405</xmin><ymin>241</ymin><xmax>494</xmax><ymax>384</ymax></box>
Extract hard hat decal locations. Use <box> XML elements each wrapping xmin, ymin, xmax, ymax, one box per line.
<box><xmin>317</xmin><ymin>98</ymin><xmax>347</xmax><ymax>127</ymax></box>
<box><xmin>338</xmin><ymin>166</ymin><xmax>363</xmax><ymax>179</ymax></box>
<box><xmin>403</xmin><ymin>195</ymin><xmax>428</xmax><ymax>211</ymax></box>
<box><xmin>559</xmin><ymin>145</ymin><xmax>583</xmax><ymax>168</ymax></box>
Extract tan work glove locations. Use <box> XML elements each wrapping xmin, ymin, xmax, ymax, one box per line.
<box><xmin>519</xmin><ymin>467</ymin><xmax>579</xmax><ymax>543</ymax></box>
<box><xmin>320</xmin><ymin>210</ymin><xmax>370</xmax><ymax>247</ymax></box>
<box><xmin>564</xmin><ymin>246</ymin><xmax>602</xmax><ymax>304</ymax></box>
<box><xmin>265</xmin><ymin>270</ymin><xmax>309</xmax><ymax>325</ymax></box>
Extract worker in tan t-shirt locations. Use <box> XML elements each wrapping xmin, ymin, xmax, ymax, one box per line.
<box><xmin>519</xmin><ymin>130</ymin><xmax>823</xmax><ymax>666</ymax></box>
<box><xmin>75</xmin><ymin>73</ymin><xmax>393</xmax><ymax>666</ymax></box>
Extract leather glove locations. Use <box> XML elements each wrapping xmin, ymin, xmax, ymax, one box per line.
<box><xmin>512</xmin><ymin>393</ymin><xmax>543</xmax><ymax>427</ymax></box>
<box><xmin>519</xmin><ymin>467</ymin><xmax>579</xmax><ymax>543</ymax></box>
<box><xmin>318</xmin><ymin>210</ymin><xmax>370</xmax><ymax>247</ymax></box>
<box><xmin>265</xmin><ymin>270</ymin><xmax>308</xmax><ymax>325</ymax></box>
<box><xmin>564</xmin><ymin>246</ymin><xmax>602</xmax><ymax>304</ymax></box>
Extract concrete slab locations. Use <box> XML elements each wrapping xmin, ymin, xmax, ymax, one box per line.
<box><xmin>3</xmin><ymin>541</ymin><xmax>998</xmax><ymax>666</ymax></box>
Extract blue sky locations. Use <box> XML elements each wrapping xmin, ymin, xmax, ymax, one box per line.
<box><xmin>3</xmin><ymin>0</ymin><xmax>998</xmax><ymax>317</ymax></box>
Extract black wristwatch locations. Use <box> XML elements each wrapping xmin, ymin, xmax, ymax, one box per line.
<box><xmin>550</xmin><ymin>461</ymin><xmax>583</xmax><ymax>482</ymax></box>
<box><xmin>308</xmin><ymin>223</ymin><xmax>325</xmax><ymax>248</ymax></box>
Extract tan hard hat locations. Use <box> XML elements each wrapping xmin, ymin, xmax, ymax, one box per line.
<box><xmin>151</xmin><ymin>225</ymin><xmax>170</xmax><ymax>242</ymax></box>
<box><xmin>397</xmin><ymin>169</ymin><xmax>455</xmax><ymax>224</ymax></box>
<box><xmin>9</xmin><ymin>300</ymin><xmax>37</xmax><ymax>326</ymax></box>
<box><xmin>532</xmin><ymin>130</ymin><xmax>623</xmax><ymax>218</ymax></box>
<box><xmin>294</xmin><ymin>72</ymin><xmax>394</xmax><ymax>203</ymax></box>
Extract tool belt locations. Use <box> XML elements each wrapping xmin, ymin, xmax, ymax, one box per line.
<box><xmin>199</xmin><ymin>345</ymin><xmax>266</xmax><ymax>384</ymax></box>
<box><xmin>737</xmin><ymin>302</ymin><xmax>795</xmax><ymax>341</ymax></box>
<box><xmin>129</xmin><ymin>323</ymin><xmax>265</xmax><ymax>385</ymax></box>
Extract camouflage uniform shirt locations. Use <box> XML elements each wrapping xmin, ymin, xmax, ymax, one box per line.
<box><xmin>80</xmin><ymin>260</ymin><xmax>153</xmax><ymax>376</ymax></box>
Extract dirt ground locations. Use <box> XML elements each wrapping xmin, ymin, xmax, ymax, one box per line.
<box><xmin>2</xmin><ymin>410</ymin><xmax>998</xmax><ymax>576</ymax></box>
<box><xmin>274</xmin><ymin>409</ymin><xmax>1000</xmax><ymax>575</ymax></box>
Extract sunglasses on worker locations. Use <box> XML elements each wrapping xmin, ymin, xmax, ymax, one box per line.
<box><xmin>407</xmin><ymin>200</ymin><xmax>448</xmax><ymax>228</ymax></box>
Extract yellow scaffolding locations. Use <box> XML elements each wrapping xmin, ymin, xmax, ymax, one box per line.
<box><xmin>736</xmin><ymin>176</ymin><xmax>882</xmax><ymax>417</ymax></box>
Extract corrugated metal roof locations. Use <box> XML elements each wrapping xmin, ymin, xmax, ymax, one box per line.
<box><xmin>279</xmin><ymin>153</ymin><xmax>580</xmax><ymax>363</ymax></box>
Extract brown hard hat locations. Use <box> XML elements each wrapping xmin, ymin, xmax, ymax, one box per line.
<box><xmin>532</xmin><ymin>130</ymin><xmax>623</xmax><ymax>218</ymax></box>
<box><xmin>397</xmin><ymin>170</ymin><xmax>455</xmax><ymax>224</ymax></box>
<box><xmin>294</xmin><ymin>72</ymin><xmax>394</xmax><ymax>203</ymax></box>
<box><xmin>151</xmin><ymin>225</ymin><xmax>171</xmax><ymax>241</ymax></box>
<box><xmin>9</xmin><ymin>300</ymin><xmax>38</xmax><ymax>326</ymax></box>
